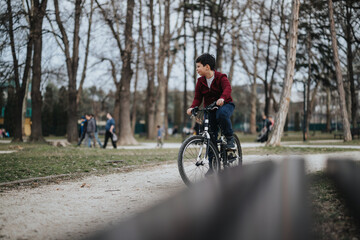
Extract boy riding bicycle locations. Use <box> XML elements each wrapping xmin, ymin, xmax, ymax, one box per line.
<box><xmin>187</xmin><ymin>53</ymin><xmax>235</xmax><ymax>150</ymax></box>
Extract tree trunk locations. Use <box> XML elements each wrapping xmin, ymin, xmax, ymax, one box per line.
<box><xmin>131</xmin><ymin>45</ymin><xmax>140</xmax><ymax>133</ymax></box>
<box><xmin>250</xmin><ymin>83</ymin><xmax>257</xmax><ymax>134</ymax></box>
<box><xmin>269</xmin><ymin>0</ymin><xmax>285</xmax><ymax>114</ymax></box>
<box><xmin>7</xmin><ymin>0</ymin><xmax>32</xmax><ymax>142</ymax></box>
<box><xmin>267</xmin><ymin>0</ymin><xmax>300</xmax><ymax>146</ymax></box>
<box><xmin>345</xmin><ymin>4</ymin><xmax>356</xmax><ymax>127</ymax></box>
<box><xmin>113</xmin><ymin>84</ymin><xmax>121</xmax><ymax>134</ymax></box>
<box><xmin>139</xmin><ymin>0</ymin><xmax>156</xmax><ymax>140</ymax></box>
<box><xmin>54</xmin><ymin>0</ymin><xmax>82</xmax><ymax>143</ymax></box>
<box><xmin>306</xmin><ymin>82</ymin><xmax>320</xmax><ymax>139</ymax></box>
<box><xmin>304</xmin><ymin>29</ymin><xmax>312</xmax><ymax>140</ymax></box>
<box><xmin>183</xmin><ymin>4</ymin><xmax>188</xmax><ymax>139</ymax></box>
<box><xmin>76</xmin><ymin>0</ymin><xmax>94</xmax><ymax>106</ymax></box>
<box><xmin>326</xmin><ymin>87</ymin><xmax>331</xmax><ymax>132</ymax></box>
<box><xmin>328</xmin><ymin>0</ymin><xmax>352</xmax><ymax>141</ymax></box>
<box><xmin>30</xmin><ymin>0</ymin><xmax>48</xmax><ymax>142</ymax></box>
<box><xmin>264</xmin><ymin>0</ymin><xmax>274</xmax><ymax>116</ymax></box>
<box><xmin>155</xmin><ymin>0</ymin><xmax>170</xmax><ymax>134</ymax></box>
<box><xmin>117</xmin><ymin>0</ymin><xmax>137</xmax><ymax>145</ymax></box>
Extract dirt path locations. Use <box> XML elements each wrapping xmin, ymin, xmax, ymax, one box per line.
<box><xmin>0</xmin><ymin>151</ymin><xmax>359</xmax><ymax>240</ymax></box>
<box><xmin>0</xmin><ymin>162</ymin><xmax>184</xmax><ymax>240</ymax></box>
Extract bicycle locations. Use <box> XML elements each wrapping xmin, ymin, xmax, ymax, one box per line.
<box><xmin>178</xmin><ymin>102</ymin><xmax>242</xmax><ymax>186</ymax></box>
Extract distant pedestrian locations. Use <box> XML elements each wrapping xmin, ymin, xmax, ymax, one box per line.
<box><xmin>85</xmin><ymin>114</ymin><xmax>96</xmax><ymax>147</ymax></box>
<box><xmin>103</xmin><ymin>113</ymin><xmax>117</xmax><ymax>149</ymax></box>
<box><xmin>79</xmin><ymin>116</ymin><xmax>86</xmax><ymax>138</ymax></box>
<box><xmin>77</xmin><ymin>116</ymin><xmax>88</xmax><ymax>146</ymax></box>
<box><xmin>267</xmin><ymin>115</ymin><xmax>274</xmax><ymax>131</ymax></box>
<box><xmin>157</xmin><ymin>125</ymin><xmax>164</xmax><ymax>148</ymax></box>
<box><xmin>91</xmin><ymin>114</ymin><xmax>103</xmax><ymax>148</ymax></box>
<box><xmin>256</xmin><ymin>114</ymin><xmax>274</xmax><ymax>143</ymax></box>
<box><xmin>257</xmin><ymin>114</ymin><xmax>269</xmax><ymax>143</ymax></box>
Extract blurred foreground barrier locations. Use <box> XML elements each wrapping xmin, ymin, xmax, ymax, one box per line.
<box><xmin>87</xmin><ymin>159</ymin><xmax>310</xmax><ymax>240</ymax></box>
<box><xmin>327</xmin><ymin>159</ymin><xmax>360</xmax><ymax>221</ymax></box>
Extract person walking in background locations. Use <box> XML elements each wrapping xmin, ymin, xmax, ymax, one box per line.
<box><xmin>103</xmin><ymin>112</ymin><xmax>117</xmax><ymax>149</ymax></box>
<box><xmin>77</xmin><ymin>116</ymin><xmax>88</xmax><ymax>146</ymax></box>
<box><xmin>85</xmin><ymin>114</ymin><xmax>96</xmax><ymax>147</ymax></box>
<box><xmin>91</xmin><ymin>114</ymin><xmax>103</xmax><ymax>148</ymax></box>
<box><xmin>157</xmin><ymin>125</ymin><xmax>164</xmax><ymax>148</ymax></box>
<box><xmin>79</xmin><ymin>116</ymin><xmax>86</xmax><ymax>138</ymax></box>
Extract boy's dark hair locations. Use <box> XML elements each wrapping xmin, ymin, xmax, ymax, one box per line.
<box><xmin>196</xmin><ymin>53</ymin><xmax>216</xmax><ymax>70</ymax></box>
<box><xmin>157</xmin><ymin>125</ymin><xmax>160</xmax><ymax>128</ymax></box>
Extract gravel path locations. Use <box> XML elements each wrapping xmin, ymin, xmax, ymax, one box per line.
<box><xmin>0</xmin><ymin>163</ymin><xmax>184</xmax><ymax>240</ymax></box>
<box><xmin>0</xmin><ymin>147</ymin><xmax>359</xmax><ymax>239</ymax></box>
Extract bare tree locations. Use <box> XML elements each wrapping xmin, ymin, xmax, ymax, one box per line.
<box><xmin>96</xmin><ymin>0</ymin><xmax>137</xmax><ymax>145</ymax></box>
<box><xmin>239</xmin><ymin>1</ymin><xmax>265</xmax><ymax>134</ymax></box>
<box><xmin>155</xmin><ymin>0</ymin><xmax>171</xmax><ymax>134</ymax></box>
<box><xmin>267</xmin><ymin>0</ymin><xmax>301</xmax><ymax>146</ymax></box>
<box><xmin>5</xmin><ymin>0</ymin><xmax>33</xmax><ymax>142</ymax></box>
<box><xmin>76</xmin><ymin>0</ymin><xmax>94</xmax><ymax>106</ymax></box>
<box><xmin>327</xmin><ymin>0</ymin><xmax>352</xmax><ymax>141</ymax></box>
<box><xmin>30</xmin><ymin>0</ymin><xmax>48</xmax><ymax>142</ymax></box>
<box><xmin>139</xmin><ymin>0</ymin><xmax>157</xmax><ymax>139</ymax></box>
<box><xmin>155</xmin><ymin>1</ymin><xmax>184</xmax><ymax>137</ymax></box>
<box><xmin>53</xmin><ymin>0</ymin><xmax>82</xmax><ymax>143</ymax></box>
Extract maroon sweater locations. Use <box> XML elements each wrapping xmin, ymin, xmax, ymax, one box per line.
<box><xmin>190</xmin><ymin>70</ymin><xmax>233</xmax><ymax>108</ymax></box>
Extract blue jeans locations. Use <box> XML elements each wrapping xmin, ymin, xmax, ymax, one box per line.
<box><xmin>208</xmin><ymin>102</ymin><xmax>235</xmax><ymax>140</ymax></box>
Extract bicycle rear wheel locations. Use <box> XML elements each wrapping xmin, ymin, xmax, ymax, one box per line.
<box><xmin>178</xmin><ymin>135</ymin><xmax>220</xmax><ymax>186</ymax></box>
<box><xmin>226</xmin><ymin>134</ymin><xmax>243</xmax><ymax>167</ymax></box>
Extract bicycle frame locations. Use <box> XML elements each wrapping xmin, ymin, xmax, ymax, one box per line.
<box><xmin>192</xmin><ymin>101</ymin><xmax>238</xmax><ymax>169</ymax></box>
<box><xmin>197</xmin><ymin>110</ymin><xmax>230</xmax><ymax>168</ymax></box>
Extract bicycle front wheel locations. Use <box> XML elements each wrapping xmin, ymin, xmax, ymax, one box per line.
<box><xmin>178</xmin><ymin>135</ymin><xmax>220</xmax><ymax>186</ymax></box>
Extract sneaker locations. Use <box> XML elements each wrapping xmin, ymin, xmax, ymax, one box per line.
<box><xmin>225</xmin><ymin>136</ymin><xmax>236</xmax><ymax>150</ymax></box>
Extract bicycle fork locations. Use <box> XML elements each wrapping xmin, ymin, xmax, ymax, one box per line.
<box><xmin>195</xmin><ymin>117</ymin><xmax>212</xmax><ymax>167</ymax></box>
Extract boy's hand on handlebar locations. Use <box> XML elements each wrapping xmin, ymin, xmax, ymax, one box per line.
<box><xmin>216</xmin><ymin>98</ymin><xmax>224</xmax><ymax>106</ymax></box>
<box><xmin>187</xmin><ymin>108</ymin><xmax>193</xmax><ymax>116</ymax></box>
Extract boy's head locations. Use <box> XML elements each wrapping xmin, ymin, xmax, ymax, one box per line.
<box><xmin>196</xmin><ymin>53</ymin><xmax>216</xmax><ymax>76</ymax></box>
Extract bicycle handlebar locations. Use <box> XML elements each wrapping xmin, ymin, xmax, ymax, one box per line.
<box><xmin>191</xmin><ymin>101</ymin><xmax>219</xmax><ymax>117</ymax></box>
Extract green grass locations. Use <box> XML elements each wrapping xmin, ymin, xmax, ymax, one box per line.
<box><xmin>243</xmin><ymin>146</ymin><xmax>360</xmax><ymax>155</ymax></box>
<box><xmin>134</xmin><ymin>131</ymin><xmax>343</xmax><ymax>143</ymax></box>
<box><xmin>298</xmin><ymin>139</ymin><xmax>360</xmax><ymax>146</ymax></box>
<box><xmin>309</xmin><ymin>172</ymin><xmax>360</xmax><ymax>239</ymax></box>
<box><xmin>1</xmin><ymin>142</ymin><xmax>359</xmax><ymax>184</ymax></box>
<box><xmin>6</xmin><ymin>131</ymin><xmax>357</xmax><ymax>144</ymax></box>
<box><xmin>0</xmin><ymin>143</ymin><xmax>178</xmax><ymax>183</ymax></box>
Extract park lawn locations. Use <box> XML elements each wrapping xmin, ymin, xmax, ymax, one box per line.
<box><xmin>297</xmin><ymin>139</ymin><xmax>360</xmax><ymax>146</ymax></box>
<box><xmin>244</xmin><ymin>146</ymin><xmax>360</xmax><ymax>155</ymax></box>
<box><xmin>1</xmin><ymin>142</ymin><xmax>360</xmax><ymax>184</ymax></box>
<box><xmin>0</xmin><ymin>143</ymin><xmax>179</xmax><ymax>183</ymax></box>
<box><xmin>309</xmin><ymin>172</ymin><xmax>360</xmax><ymax>239</ymax></box>
<box><xmin>132</xmin><ymin>131</ymin><xmax>339</xmax><ymax>144</ymax></box>
<box><xmin>26</xmin><ymin>131</ymin><xmax>355</xmax><ymax>144</ymax></box>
